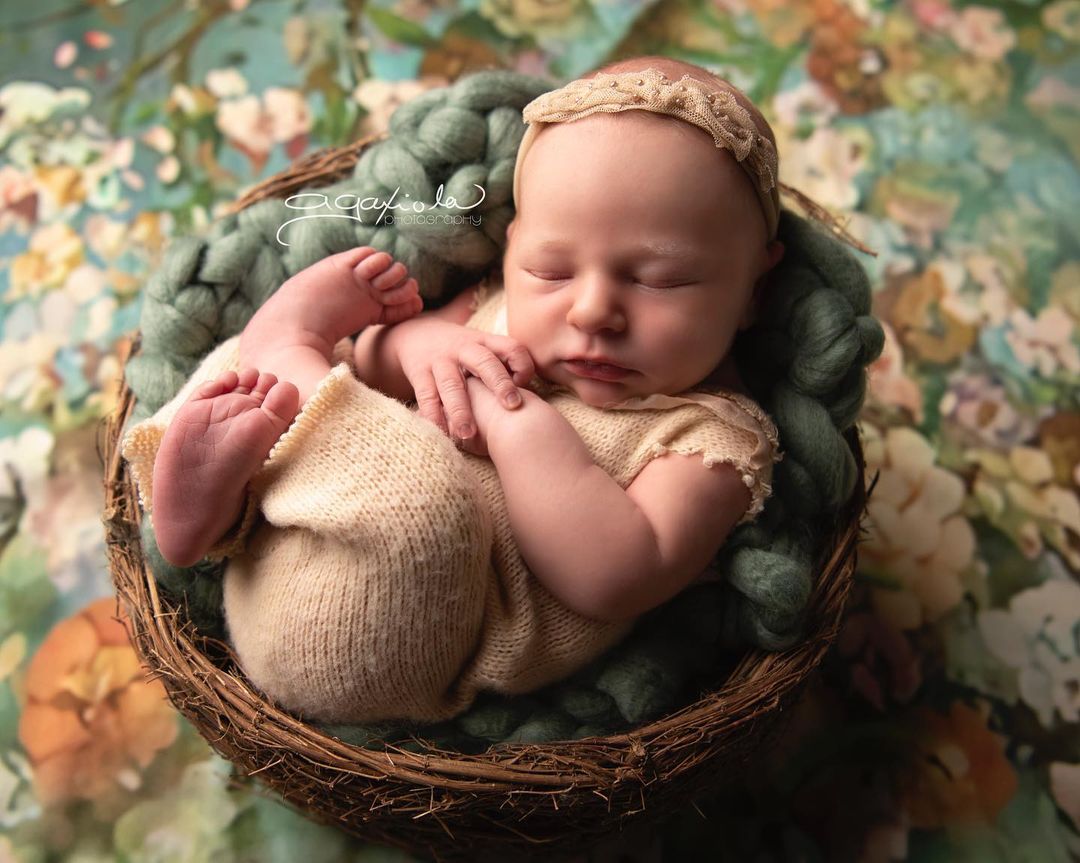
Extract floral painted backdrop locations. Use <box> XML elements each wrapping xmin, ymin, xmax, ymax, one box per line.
<box><xmin>1</xmin><ymin>0</ymin><xmax>1078</xmax><ymax>860</ymax></box>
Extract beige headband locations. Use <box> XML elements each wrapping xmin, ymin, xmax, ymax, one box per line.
<box><xmin>512</xmin><ymin>68</ymin><xmax>782</xmax><ymax>240</ymax></box>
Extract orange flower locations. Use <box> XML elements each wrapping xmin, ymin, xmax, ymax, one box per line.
<box><xmin>902</xmin><ymin>701</ymin><xmax>1018</xmax><ymax>829</ymax></box>
<box><xmin>17</xmin><ymin>598</ymin><xmax>178</xmax><ymax>807</ymax></box>
<box><xmin>889</xmin><ymin>266</ymin><xmax>976</xmax><ymax>364</ymax></box>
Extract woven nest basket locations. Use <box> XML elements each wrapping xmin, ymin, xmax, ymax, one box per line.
<box><xmin>102</xmin><ymin>132</ymin><xmax>867</xmax><ymax>862</ymax></box>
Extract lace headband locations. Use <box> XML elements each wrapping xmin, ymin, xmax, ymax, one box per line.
<box><xmin>512</xmin><ymin>68</ymin><xmax>876</xmax><ymax>256</ymax></box>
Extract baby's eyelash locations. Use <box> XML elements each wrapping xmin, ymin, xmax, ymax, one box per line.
<box><xmin>638</xmin><ymin>279</ymin><xmax>694</xmax><ymax>289</ymax></box>
<box><xmin>524</xmin><ymin>270</ymin><xmax>692</xmax><ymax>289</ymax></box>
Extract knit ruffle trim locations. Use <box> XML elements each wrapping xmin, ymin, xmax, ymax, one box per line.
<box><xmin>624</xmin><ymin>389</ymin><xmax>780</xmax><ymax>526</ymax></box>
<box><xmin>260</xmin><ymin>362</ymin><xmax>354</xmax><ymax>471</ymax></box>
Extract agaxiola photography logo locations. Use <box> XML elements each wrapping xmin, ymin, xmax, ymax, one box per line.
<box><xmin>276</xmin><ymin>183</ymin><xmax>485</xmax><ymax>245</ymax></box>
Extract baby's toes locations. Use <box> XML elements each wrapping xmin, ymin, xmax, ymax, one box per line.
<box><xmin>371</xmin><ymin>261</ymin><xmax>408</xmax><ymax>294</ymax></box>
<box><xmin>353</xmin><ymin>250</ymin><xmax>394</xmax><ymax>283</ymax></box>
<box><xmin>250</xmin><ymin>371</ymin><xmax>279</xmax><ymax>400</ymax></box>
<box><xmin>379</xmin><ymin>275</ymin><xmax>420</xmax><ymax>306</ymax></box>
<box><xmin>325</xmin><ymin>245</ymin><xmax>378</xmax><ymax>272</ymax></box>
<box><xmin>193</xmin><ymin>370</ymin><xmax>239</xmax><ymax>400</ymax></box>
<box><xmin>260</xmin><ymin>380</ymin><xmax>299</xmax><ymax>427</ymax></box>
<box><xmin>233</xmin><ymin>367</ymin><xmax>260</xmax><ymax>395</ymax></box>
<box><xmin>378</xmin><ymin>293</ymin><xmax>423</xmax><ymax>325</ymax></box>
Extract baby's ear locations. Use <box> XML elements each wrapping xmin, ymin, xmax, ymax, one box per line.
<box><xmin>739</xmin><ymin>240</ymin><xmax>785</xmax><ymax>330</ymax></box>
<box><xmin>763</xmin><ymin>239</ymin><xmax>785</xmax><ymax>274</ymax></box>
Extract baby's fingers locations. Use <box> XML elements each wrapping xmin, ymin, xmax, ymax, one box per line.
<box><xmin>459</xmin><ymin>342</ymin><xmax>523</xmax><ymax>409</ymax></box>
<box><xmin>411</xmin><ymin>369</ymin><xmax>449</xmax><ymax>435</ymax></box>
<box><xmin>432</xmin><ymin>358</ymin><xmax>476</xmax><ymax>439</ymax></box>
<box><xmin>482</xmin><ymin>334</ymin><xmax>536</xmax><ymax>388</ymax></box>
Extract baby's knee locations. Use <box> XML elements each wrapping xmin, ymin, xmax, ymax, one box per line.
<box><xmin>223</xmin><ymin>528</ymin><xmax>489</xmax><ymax>722</ymax></box>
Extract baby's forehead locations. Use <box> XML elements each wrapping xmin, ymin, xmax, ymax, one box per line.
<box><xmin>520</xmin><ymin>112</ymin><xmax>747</xmax><ymax>202</ymax></box>
<box><xmin>525</xmin><ymin>110</ymin><xmax>739</xmax><ymax>166</ymax></box>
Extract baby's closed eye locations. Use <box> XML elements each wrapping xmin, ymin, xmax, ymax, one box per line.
<box><xmin>523</xmin><ymin>269</ymin><xmax>698</xmax><ymax>289</ymax></box>
<box><xmin>524</xmin><ymin>270</ymin><xmax>571</xmax><ymax>281</ymax></box>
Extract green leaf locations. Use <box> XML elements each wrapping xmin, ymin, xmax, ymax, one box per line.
<box><xmin>0</xmin><ymin>533</ymin><xmax>58</xmax><ymax>642</ymax></box>
<box><xmin>132</xmin><ymin>102</ymin><xmax>160</xmax><ymax>125</ymax></box>
<box><xmin>365</xmin><ymin>8</ymin><xmax>436</xmax><ymax>48</ymax></box>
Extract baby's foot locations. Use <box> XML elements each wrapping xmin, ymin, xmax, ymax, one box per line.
<box><xmin>152</xmin><ymin>369</ymin><xmax>299</xmax><ymax>567</ymax></box>
<box><xmin>258</xmin><ymin>246</ymin><xmax>423</xmax><ymax>350</ymax></box>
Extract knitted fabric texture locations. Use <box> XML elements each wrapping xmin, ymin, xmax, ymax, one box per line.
<box><xmin>121</xmin><ymin>289</ymin><xmax>778</xmax><ymax>724</ymax></box>
<box><xmin>512</xmin><ymin>68</ymin><xmax>780</xmax><ymax>239</ymax></box>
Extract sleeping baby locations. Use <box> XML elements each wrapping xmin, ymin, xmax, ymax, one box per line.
<box><xmin>122</xmin><ymin>56</ymin><xmax>786</xmax><ymax>724</ymax></box>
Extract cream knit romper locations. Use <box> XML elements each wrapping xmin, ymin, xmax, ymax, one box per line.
<box><xmin>122</xmin><ymin>284</ymin><xmax>780</xmax><ymax>725</ymax></box>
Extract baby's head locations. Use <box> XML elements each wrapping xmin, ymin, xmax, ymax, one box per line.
<box><xmin>503</xmin><ymin>56</ymin><xmax>785</xmax><ymax>406</ymax></box>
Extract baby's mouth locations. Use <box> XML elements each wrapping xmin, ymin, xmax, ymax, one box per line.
<box><xmin>564</xmin><ymin>358</ymin><xmax>632</xmax><ymax>381</ymax></box>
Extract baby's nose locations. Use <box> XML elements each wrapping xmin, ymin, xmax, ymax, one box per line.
<box><xmin>565</xmin><ymin>276</ymin><xmax>626</xmax><ymax>333</ymax></box>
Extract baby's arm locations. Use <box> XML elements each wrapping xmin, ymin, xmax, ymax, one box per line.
<box><xmin>474</xmin><ymin>381</ymin><xmax>750</xmax><ymax>623</ymax></box>
<box><xmin>354</xmin><ymin>288</ymin><xmax>534</xmax><ymax>442</ymax></box>
<box><xmin>352</xmin><ymin>285</ymin><xmax>478</xmax><ymax>401</ymax></box>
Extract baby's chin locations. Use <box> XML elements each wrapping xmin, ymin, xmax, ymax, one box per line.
<box><xmin>552</xmin><ymin>373</ymin><xmax>642</xmax><ymax>408</ymax></box>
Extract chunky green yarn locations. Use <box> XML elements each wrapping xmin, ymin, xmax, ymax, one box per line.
<box><xmin>126</xmin><ymin>71</ymin><xmax>551</xmax><ymax>422</ymax></box>
<box><xmin>123</xmin><ymin>70</ymin><xmax>883</xmax><ymax>754</ymax></box>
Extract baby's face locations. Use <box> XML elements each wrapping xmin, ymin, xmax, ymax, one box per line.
<box><xmin>504</xmin><ymin>112</ymin><xmax>774</xmax><ymax>406</ymax></box>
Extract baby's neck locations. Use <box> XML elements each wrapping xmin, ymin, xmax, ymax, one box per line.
<box><xmin>699</xmin><ymin>354</ymin><xmax>749</xmax><ymax>395</ymax></box>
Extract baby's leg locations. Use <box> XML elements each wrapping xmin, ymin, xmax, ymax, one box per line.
<box><xmin>239</xmin><ymin>247</ymin><xmax>421</xmax><ymax>404</ymax></box>
<box><xmin>152</xmin><ymin>368</ymin><xmax>299</xmax><ymax>567</ymax></box>
<box><xmin>218</xmin><ymin>372</ymin><xmax>493</xmax><ymax>723</ymax></box>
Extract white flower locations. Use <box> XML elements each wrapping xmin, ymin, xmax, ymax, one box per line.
<box><xmin>772</xmin><ymin>124</ymin><xmax>870</xmax><ymax>211</ymax></box>
<box><xmin>169</xmin><ymin>83</ymin><xmax>198</xmax><ymax>114</ymax></box>
<box><xmin>205</xmin><ymin>67</ymin><xmax>248</xmax><ymax>99</ymax></box>
<box><xmin>353</xmin><ymin>77</ymin><xmax>447</xmax><ymax>136</ymax></box>
<box><xmin>263</xmin><ymin>87</ymin><xmax>311</xmax><ymax>142</ymax></box>
<box><xmin>0</xmin><ymin>82</ymin><xmax>91</xmax><ymax>149</ymax></box>
<box><xmin>948</xmin><ymin>6</ymin><xmax>1016</xmax><ymax>61</ymax></box>
<box><xmin>215</xmin><ymin>94</ymin><xmax>273</xmax><ymax>158</ymax></box>
<box><xmin>1005</xmin><ymin>307</ymin><xmax>1080</xmax><ymax>376</ymax></box>
<box><xmin>0</xmin><ymin>426</ymin><xmax>54</xmax><ymax>533</ymax></box>
<box><xmin>772</xmin><ymin>80</ymin><xmax>840</xmax><ymax>130</ymax></box>
<box><xmin>156</xmin><ymin>154</ymin><xmax>180</xmax><ymax>184</ymax></box>
<box><xmin>977</xmin><ymin>579</ymin><xmax>1080</xmax><ymax>726</ymax></box>
<box><xmin>54</xmin><ymin>41</ymin><xmax>78</xmax><ymax>69</ymax></box>
<box><xmin>867</xmin><ymin>322</ymin><xmax>924</xmax><ymax>422</ymax></box>
<box><xmin>139</xmin><ymin>125</ymin><xmax>175</xmax><ymax>154</ymax></box>
<box><xmin>861</xmin><ymin>424</ymin><xmax>977</xmax><ymax>630</ymax></box>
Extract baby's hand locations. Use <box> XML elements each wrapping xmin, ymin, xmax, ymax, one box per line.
<box><xmin>457</xmin><ymin>375</ymin><xmax>543</xmax><ymax>458</ymax></box>
<box><xmin>455</xmin><ymin>376</ymin><xmax>501</xmax><ymax>457</ymax></box>
<box><xmin>394</xmin><ymin>318</ymin><xmax>535</xmax><ymax>441</ymax></box>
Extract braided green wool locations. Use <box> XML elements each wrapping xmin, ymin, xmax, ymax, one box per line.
<box><xmin>126</xmin><ymin>72</ymin><xmax>551</xmax><ymax>422</ymax></box>
<box><xmin>124</xmin><ymin>70</ymin><xmax>882</xmax><ymax>754</ymax></box>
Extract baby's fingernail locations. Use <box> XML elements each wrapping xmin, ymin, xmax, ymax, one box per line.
<box><xmin>504</xmin><ymin>392</ymin><xmax>521</xmax><ymax>408</ymax></box>
<box><xmin>459</xmin><ymin>424</ymin><xmax>474</xmax><ymax>438</ymax></box>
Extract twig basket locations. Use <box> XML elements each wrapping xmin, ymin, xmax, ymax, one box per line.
<box><xmin>102</xmin><ymin>133</ymin><xmax>866</xmax><ymax>863</ymax></box>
